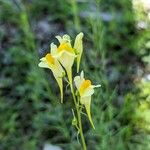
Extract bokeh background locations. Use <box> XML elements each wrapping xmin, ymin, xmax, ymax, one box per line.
<box><xmin>0</xmin><ymin>0</ymin><xmax>150</xmax><ymax>149</ymax></box>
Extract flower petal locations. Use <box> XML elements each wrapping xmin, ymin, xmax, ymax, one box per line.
<box><xmin>50</xmin><ymin>43</ymin><xmax>57</xmax><ymax>55</ymax></box>
<box><xmin>74</xmin><ymin>76</ymin><xmax>84</xmax><ymax>90</ymax></box>
<box><xmin>63</xmin><ymin>34</ymin><xmax>71</xmax><ymax>43</ymax></box>
<box><xmin>55</xmin><ymin>35</ymin><xmax>63</xmax><ymax>43</ymax></box>
<box><xmin>38</xmin><ymin>61</ymin><xmax>49</xmax><ymax>69</ymax></box>
<box><xmin>74</xmin><ymin>71</ymin><xmax>85</xmax><ymax>90</ymax></box>
<box><xmin>52</xmin><ymin>60</ymin><xmax>65</xmax><ymax>78</ymax></box>
<box><xmin>56</xmin><ymin>34</ymin><xmax>71</xmax><ymax>45</ymax></box>
<box><xmin>81</xmin><ymin>86</ymin><xmax>94</xmax><ymax>97</ymax></box>
<box><xmin>40</xmin><ymin>57</ymin><xmax>46</xmax><ymax>61</ymax></box>
<box><xmin>82</xmin><ymin>84</ymin><xmax>101</xmax><ymax>97</ymax></box>
<box><xmin>55</xmin><ymin>50</ymin><xmax>76</xmax><ymax>70</ymax></box>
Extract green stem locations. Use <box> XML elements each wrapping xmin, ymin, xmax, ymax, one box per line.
<box><xmin>68</xmin><ymin>70</ymin><xmax>87</xmax><ymax>150</ymax></box>
<box><xmin>76</xmin><ymin>100</ymin><xmax>87</xmax><ymax>150</ymax></box>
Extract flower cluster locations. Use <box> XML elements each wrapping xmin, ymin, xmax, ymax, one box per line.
<box><xmin>38</xmin><ymin>32</ymin><xmax>100</xmax><ymax>131</ymax></box>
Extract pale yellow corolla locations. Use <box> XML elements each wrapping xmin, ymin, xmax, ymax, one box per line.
<box><xmin>51</xmin><ymin>33</ymin><xmax>84</xmax><ymax>84</ymax></box>
<box><xmin>38</xmin><ymin>52</ymin><xmax>65</xmax><ymax>103</ymax></box>
<box><xmin>74</xmin><ymin>32</ymin><xmax>84</xmax><ymax>73</ymax></box>
<box><xmin>74</xmin><ymin>71</ymin><xmax>101</xmax><ymax>129</ymax></box>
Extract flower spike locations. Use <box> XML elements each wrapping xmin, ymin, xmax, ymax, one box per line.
<box><xmin>38</xmin><ymin>33</ymin><xmax>101</xmax><ymax>149</ymax></box>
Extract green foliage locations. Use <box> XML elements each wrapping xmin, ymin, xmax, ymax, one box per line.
<box><xmin>0</xmin><ymin>0</ymin><xmax>150</xmax><ymax>149</ymax></box>
<box><xmin>29</xmin><ymin>0</ymin><xmax>71</xmax><ymax>22</ymax></box>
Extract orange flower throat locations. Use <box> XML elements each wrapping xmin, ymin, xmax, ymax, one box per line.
<box><xmin>79</xmin><ymin>80</ymin><xmax>91</xmax><ymax>95</ymax></box>
<box><xmin>45</xmin><ymin>53</ymin><xmax>55</xmax><ymax>65</ymax></box>
<box><xmin>57</xmin><ymin>43</ymin><xmax>74</xmax><ymax>53</ymax></box>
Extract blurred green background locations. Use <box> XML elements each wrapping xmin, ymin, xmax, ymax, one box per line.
<box><xmin>0</xmin><ymin>0</ymin><xmax>150</xmax><ymax>149</ymax></box>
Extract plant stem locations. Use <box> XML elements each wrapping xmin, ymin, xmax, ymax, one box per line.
<box><xmin>76</xmin><ymin>101</ymin><xmax>87</xmax><ymax>150</ymax></box>
<box><xmin>68</xmin><ymin>72</ymin><xmax>87</xmax><ymax>150</ymax></box>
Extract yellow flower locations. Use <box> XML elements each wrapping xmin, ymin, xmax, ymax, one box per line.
<box><xmin>51</xmin><ymin>33</ymin><xmax>83</xmax><ymax>85</ymax></box>
<box><xmin>38</xmin><ymin>51</ymin><xmax>65</xmax><ymax>103</ymax></box>
<box><xmin>74</xmin><ymin>71</ymin><xmax>101</xmax><ymax>129</ymax></box>
<box><xmin>74</xmin><ymin>32</ymin><xmax>84</xmax><ymax>73</ymax></box>
<box><xmin>49</xmin><ymin>35</ymin><xmax>75</xmax><ymax>85</ymax></box>
<box><xmin>55</xmin><ymin>34</ymin><xmax>76</xmax><ymax>70</ymax></box>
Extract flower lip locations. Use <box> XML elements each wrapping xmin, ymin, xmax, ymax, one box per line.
<box><xmin>45</xmin><ymin>53</ymin><xmax>55</xmax><ymax>65</ymax></box>
<box><xmin>79</xmin><ymin>79</ymin><xmax>92</xmax><ymax>96</ymax></box>
<box><xmin>57</xmin><ymin>43</ymin><xmax>74</xmax><ymax>53</ymax></box>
